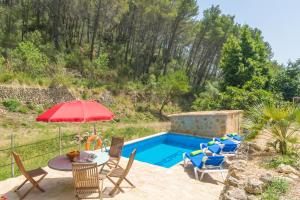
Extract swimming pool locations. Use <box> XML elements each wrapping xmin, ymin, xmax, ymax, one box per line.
<box><xmin>122</xmin><ymin>133</ymin><xmax>211</xmax><ymax>168</ymax></box>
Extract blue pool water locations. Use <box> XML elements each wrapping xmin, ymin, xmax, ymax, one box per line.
<box><xmin>122</xmin><ymin>133</ymin><xmax>211</xmax><ymax>168</ymax></box>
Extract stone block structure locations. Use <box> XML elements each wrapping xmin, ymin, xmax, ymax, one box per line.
<box><xmin>0</xmin><ymin>85</ymin><xmax>75</xmax><ymax>104</ymax></box>
<box><xmin>168</xmin><ymin>110</ymin><xmax>243</xmax><ymax>138</ymax></box>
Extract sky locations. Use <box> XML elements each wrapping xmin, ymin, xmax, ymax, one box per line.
<box><xmin>197</xmin><ymin>0</ymin><xmax>300</xmax><ymax>65</ymax></box>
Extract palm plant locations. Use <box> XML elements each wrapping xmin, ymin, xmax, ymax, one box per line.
<box><xmin>244</xmin><ymin>103</ymin><xmax>300</xmax><ymax>155</ymax></box>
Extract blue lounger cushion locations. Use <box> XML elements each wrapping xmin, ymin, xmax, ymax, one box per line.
<box><xmin>208</xmin><ymin>144</ymin><xmax>222</xmax><ymax>154</ymax></box>
<box><xmin>215</xmin><ymin>137</ymin><xmax>236</xmax><ymax>145</ymax></box>
<box><xmin>222</xmin><ymin>143</ymin><xmax>238</xmax><ymax>152</ymax></box>
<box><xmin>214</xmin><ymin>138</ymin><xmax>239</xmax><ymax>153</ymax></box>
<box><xmin>185</xmin><ymin>153</ymin><xmax>225</xmax><ymax>168</ymax></box>
<box><xmin>226</xmin><ymin>134</ymin><xmax>243</xmax><ymax>141</ymax></box>
<box><xmin>232</xmin><ymin>135</ymin><xmax>242</xmax><ymax>141</ymax></box>
<box><xmin>205</xmin><ymin>155</ymin><xmax>225</xmax><ymax>166</ymax></box>
<box><xmin>200</xmin><ymin>143</ymin><xmax>222</xmax><ymax>154</ymax></box>
<box><xmin>185</xmin><ymin>153</ymin><xmax>205</xmax><ymax>168</ymax></box>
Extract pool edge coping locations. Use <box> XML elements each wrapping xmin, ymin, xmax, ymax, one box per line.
<box><xmin>123</xmin><ymin>132</ymin><xmax>169</xmax><ymax>146</ymax></box>
<box><xmin>123</xmin><ymin>131</ymin><xmax>213</xmax><ymax>146</ymax></box>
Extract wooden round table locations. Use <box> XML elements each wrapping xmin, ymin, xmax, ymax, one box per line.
<box><xmin>48</xmin><ymin>150</ymin><xmax>109</xmax><ymax>171</ymax></box>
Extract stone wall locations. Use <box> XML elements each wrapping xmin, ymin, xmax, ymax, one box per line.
<box><xmin>0</xmin><ymin>85</ymin><xmax>75</xmax><ymax>104</ymax></box>
<box><xmin>168</xmin><ymin>110</ymin><xmax>243</xmax><ymax>138</ymax></box>
<box><xmin>219</xmin><ymin>142</ymin><xmax>300</xmax><ymax>200</ymax></box>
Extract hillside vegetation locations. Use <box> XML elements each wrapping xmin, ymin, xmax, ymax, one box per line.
<box><xmin>0</xmin><ymin>1</ymin><xmax>300</xmax><ymax>115</ymax></box>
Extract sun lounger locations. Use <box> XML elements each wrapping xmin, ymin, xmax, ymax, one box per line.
<box><xmin>200</xmin><ymin>138</ymin><xmax>239</xmax><ymax>156</ymax></box>
<box><xmin>200</xmin><ymin>143</ymin><xmax>222</xmax><ymax>155</ymax></box>
<box><xmin>183</xmin><ymin>152</ymin><xmax>227</xmax><ymax>181</ymax></box>
<box><xmin>226</xmin><ymin>133</ymin><xmax>243</xmax><ymax>142</ymax></box>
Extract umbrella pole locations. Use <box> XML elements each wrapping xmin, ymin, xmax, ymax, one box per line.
<box><xmin>59</xmin><ymin>125</ymin><xmax>62</xmax><ymax>155</ymax></box>
<box><xmin>93</xmin><ymin>123</ymin><xmax>96</xmax><ymax>135</ymax></box>
<box><xmin>78</xmin><ymin>125</ymin><xmax>81</xmax><ymax>151</ymax></box>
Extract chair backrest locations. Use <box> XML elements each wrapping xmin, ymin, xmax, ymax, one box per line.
<box><xmin>122</xmin><ymin>149</ymin><xmax>136</xmax><ymax>178</ymax></box>
<box><xmin>109</xmin><ymin>136</ymin><xmax>124</xmax><ymax>158</ymax></box>
<box><xmin>12</xmin><ymin>152</ymin><xmax>37</xmax><ymax>185</ymax></box>
<box><xmin>222</xmin><ymin>143</ymin><xmax>238</xmax><ymax>152</ymax></box>
<box><xmin>72</xmin><ymin>163</ymin><xmax>99</xmax><ymax>189</ymax></box>
<box><xmin>208</xmin><ymin>144</ymin><xmax>222</xmax><ymax>154</ymax></box>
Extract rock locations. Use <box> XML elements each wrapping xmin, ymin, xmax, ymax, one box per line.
<box><xmin>225</xmin><ymin>176</ymin><xmax>240</xmax><ymax>187</ymax></box>
<box><xmin>222</xmin><ymin>187</ymin><xmax>248</xmax><ymax>200</ymax></box>
<box><xmin>248</xmin><ymin>142</ymin><xmax>262</xmax><ymax>152</ymax></box>
<box><xmin>287</xmin><ymin>173</ymin><xmax>299</xmax><ymax>180</ymax></box>
<box><xmin>244</xmin><ymin>178</ymin><xmax>266</xmax><ymax>194</ymax></box>
<box><xmin>259</xmin><ymin>173</ymin><xmax>273</xmax><ymax>185</ymax></box>
<box><xmin>98</xmin><ymin>90</ymin><xmax>115</xmax><ymax>106</ymax></box>
<box><xmin>0</xmin><ymin>108</ymin><xmax>6</xmax><ymax>115</ymax></box>
<box><xmin>276</xmin><ymin>164</ymin><xmax>300</xmax><ymax>176</ymax></box>
<box><xmin>228</xmin><ymin>170</ymin><xmax>246</xmax><ymax>180</ymax></box>
<box><xmin>247</xmin><ymin>195</ymin><xmax>260</xmax><ymax>200</ymax></box>
<box><xmin>263</xmin><ymin>147</ymin><xmax>271</xmax><ymax>152</ymax></box>
<box><xmin>229</xmin><ymin>160</ymin><xmax>247</xmax><ymax>172</ymax></box>
<box><xmin>278</xmin><ymin>176</ymin><xmax>295</xmax><ymax>183</ymax></box>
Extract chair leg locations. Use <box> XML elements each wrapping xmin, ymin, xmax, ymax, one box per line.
<box><xmin>199</xmin><ymin>172</ymin><xmax>205</xmax><ymax>181</ymax></box>
<box><xmin>99</xmin><ymin>164</ymin><xmax>105</xmax><ymax>173</ymax></box>
<box><xmin>182</xmin><ymin>154</ymin><xmax>186</xmax><ymax>167</ymax></box>
<box><xmin>35</xmin><ymin>173</ymin><xmax>47</xmax><ymax>192</ymax></box>
<box><xmin>15</xmin><ymin>179</ymin><xmax>28</xmax><ymax>191</ymax></box>
<box><xmin>220</xmin><ymin>172</ymin><xmax>225</xmax><ymax>181</ymax></box>
<box><xmin>16</xmin><ymin>173</ymin><xmax>47</xmax><ymax>199</ymax></box>
<box><xmin>194</xmin><ymin>167</ymin><xmax>199</xmax><ymax>180</ymax></box>
<box><xmin>124</xmin><ymin>177</ymin><xmax>135</xmax><ymax>188</ymax></box>
<box><xmin>19</xmin><ymin>185</ymin><xmax>35</xmax><ymax>200</ymax></box>
<box><xmin>107</xmin><ymin>176</ymin><xmax>124</xmax><ymax>196</ymax></box>
<box><xmin>99</xmin><ymin>179</ymin><xmax>103</xmax><ymax>200</ymax></box>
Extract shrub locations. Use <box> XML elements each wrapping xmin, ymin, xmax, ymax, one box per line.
<box><xmin>244</xmin><ymin>103</ymin><xmax>300</xmax><ymax>154</ymax></box>
<box><xmin>263</xmin><ymin>155</ymin><xmax>298</xmax><ymax>169</ymax></box>
<box><xmin>262</xmin><ymin>178</ymin><xmax>289</xmax><ymax>200</ymax></box>
<box><xmin>220</xmin><ymin>86</ymin><xmax>277</xmax><ymax>110</ymax></box>
<box><xmin>9</xmin><ymin>41</ymin><xmax>49</xmax><ymax>77</ymax></box>
<box><xmin>0</xmin><ymin>55</ymin><xmax>5</xmax><ymax>71</ymax></box>
<box><xmin>2</xmin><ymin>99</ymin><xmax>21</xmax><ymax>112</ymax></box>
<box><xmin>156</xmin><ymin>70</ymin><xmax>190</xmax><ymax>114</ymax></box>
<box><xmin>192</xmin><ymin>82</ymin><xmax>221</xmax><ymax>111</ymax></box>
<box><xmin>18</xmin><ymin>106</ymin><xmax>29</xmax><ymax>114</ymax></box>
<box><xmin>0</xmin><ymin>72</ymin><xmax>14</xmax><ymax>83</ymax></box>
<box><xmin>26</xmin><ymin>102</ymin><xmax>37</xmax><ymax>110</ymax></box>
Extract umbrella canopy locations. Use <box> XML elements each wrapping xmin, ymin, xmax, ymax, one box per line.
<box><xmin>36</xmin><ymin>100</ymin><xmax>114</xmax><ymax>122</ymax></box>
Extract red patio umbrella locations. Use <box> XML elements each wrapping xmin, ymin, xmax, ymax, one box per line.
<box><xmin>36</xmin><ymin>100</ymin><xmax>115</xmax><ymax>154</ymax></box>
<box><xmin>36</xmin><ymin>100</ymin><xmax>114</xmax><ymax>122</ymax></box>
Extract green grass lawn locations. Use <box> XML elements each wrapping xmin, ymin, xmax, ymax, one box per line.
<box><xmin>0</xmin><ymin>126</ymin><xmax>162</xmax><ymax>180</ymax></box>
<box><xmin>0</xmin><ymin>105</ymin><xmax>168</xmax><ymax>180</ymax></box>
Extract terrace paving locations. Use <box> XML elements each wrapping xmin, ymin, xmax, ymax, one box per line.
<box><xmin>0</xmin><ymin>158</ymin><xmax>225</xmax><ymax>200</ymax></box>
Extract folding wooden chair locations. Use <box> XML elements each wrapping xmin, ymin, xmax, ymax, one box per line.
<box><xmin>12</xmin><ymin>151</ymin><xmax>48</xmax><ymax>200</ymax></box>
<box><xmin>72</xmin><ymin>163</ymin><xmax>103</xmax><ymax>200</ymax></box>
<box><xmin>104</xmin><ymin>149</ymin><xmax>136</xmax><ymax>196</ymax></box>
<box><xmin>100</xmin><ymin>136</ymin><xmax>124</xmax><ymax>172</ymax></box>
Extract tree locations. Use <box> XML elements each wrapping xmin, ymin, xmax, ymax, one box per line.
<box><xmin>9</xmin><ymin>41</ymin><xmax>48</xmax><ymax>77</ymax></box>
<box><xmin>156</xmin><ymin>70</ymin><xmax>190</xmax><ymax>115</ymax></box>
<box><xmin>162</xmin><ymin>0</ymin><xmax>198</xmax><ymax>75</ymax></box>
<box><xmin>220</xmin><ymin>25</ymin><xmax>272</xmax><ymax>89</ymax></box>
<box><xmin>187</xmin><ymin>6</ymin><xmax>236</xmax><ymax>89</ymax></box>
<box><xmin>271</xmin><ymin>59</ymin><xmax>300</xmax><ymax>101</ymax></box>
<box><xmin>192</xmin><ymin>81</ymin><xmax>221</xmax><ymax>110</ymax></box>
<box><xmin>244</xmin><ymin>103</ymin><xmax>300</xmax><ymax>155</ymax></box>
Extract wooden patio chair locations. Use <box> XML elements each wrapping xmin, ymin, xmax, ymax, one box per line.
<box><xmin>103</xmin><ymin>149</ymin><xmax>136</xmax><ymax>196</ymax></box>
<box><xmin>72</xmin><ymin>163</ymin><xmax>103</xmax><ymax>200</ymax></box>
<box><xmin>100</xmin><ymin>136</ymin><xmax>124</xmax><ymax>172</ymax></box>
<box><xmin>12</xmin><ymin>151</ymin><xmax>48</xmax><ymax>200</ymax></box>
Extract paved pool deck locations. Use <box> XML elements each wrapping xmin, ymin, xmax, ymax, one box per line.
<box><xmin>0</xmin><ymin>157</ymin><xmax>225</xmax><ymax>200</ymax></box>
